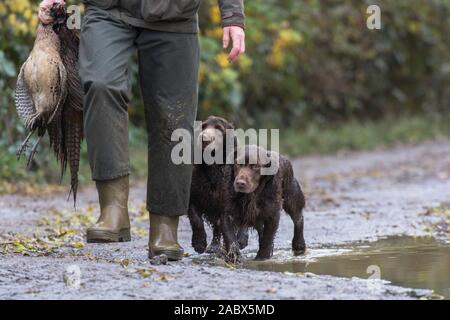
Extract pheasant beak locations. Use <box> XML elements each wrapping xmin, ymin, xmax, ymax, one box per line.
<box><xmin>38</xmin><ymin>6</ymin><xmax>53</xmax><ymax>25</ymax></box>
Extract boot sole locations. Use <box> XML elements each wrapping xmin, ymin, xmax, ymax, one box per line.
<box><xmin>86</xmin><ymin>229</ymin><xmax>131</xmax><ymax>243</ymax></box>
<box><xmin>148</xmin><ymin>249</ymin><xmax>184</xmax><ymax>261</ymax></box>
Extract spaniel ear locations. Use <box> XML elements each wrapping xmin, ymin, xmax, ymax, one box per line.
<box><xmin>257</xmin><ymin>153</ymin><xmax>277</xmax><ymax>191</ymax></box>
<box><xmin>258</xmin><ymin>164</ymin><xmax>275</xmax><ymax>190</ymax></box>
<box><xmin>261</xmin><ymin>151</ymin><xmax>279</xmax><ymax>176</ymax></box>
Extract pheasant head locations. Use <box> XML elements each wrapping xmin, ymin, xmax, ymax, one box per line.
<box><xmin>50</xmin><ymin>2</ymin><xmax>68</xmax><ymax>33</ymax></box>
<box><xmin>38</xmin><ymin>0</ymin><xmax>67</xmax><ymax>30</ymax></box>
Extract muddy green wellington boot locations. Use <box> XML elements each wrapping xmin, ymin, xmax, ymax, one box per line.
<box><xmin>86</xmin><ymin>176</ymin><xmax>131</xmax><ymax>243</ymax></box>
<box><xmin>148</xmin><ymin>213</ymin><xmax>184</xmax><ymax>261</ymax></box>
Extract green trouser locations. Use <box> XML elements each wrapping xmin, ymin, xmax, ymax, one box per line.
<box><xmin>79</xmin><ymin>7</ymin><xmax>199</xmax><ymax>216</ymax></box>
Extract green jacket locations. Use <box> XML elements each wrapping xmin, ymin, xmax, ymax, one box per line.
<box><xmin>83</xmin><ymin>0</ymin><xmax>245</xmax><ymax>34</ymax></box>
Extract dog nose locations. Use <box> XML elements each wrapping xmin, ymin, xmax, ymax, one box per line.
<box><xmin>235</xmin><ymin>180</ymin><xmax>246</xmax><ymax>188</ymax></box>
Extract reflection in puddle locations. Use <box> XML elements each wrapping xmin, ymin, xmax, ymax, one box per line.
<box><xmin>245</xmin><ymin>236</ymin><xmax>450</xmax><ymax>299</ymax></box>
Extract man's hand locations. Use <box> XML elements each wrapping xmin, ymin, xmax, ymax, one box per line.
<box><xmin>38</xmin><ymin>0</ymin><xmax>65</xmax><ymax>24</ymax></box>
<box><xmin>223</xmin><ymin>26</ymin><xmax>246</xmax><ymax>63</ymax></box>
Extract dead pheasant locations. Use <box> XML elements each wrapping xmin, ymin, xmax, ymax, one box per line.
<box><xmin>15</xmin><ymin>2</ymin><xmax>83</xmax><ymax>204</ymax></box>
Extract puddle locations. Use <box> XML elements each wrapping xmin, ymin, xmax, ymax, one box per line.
<box><xmin>245</xmin><ymin>236</ymin><xmax>450</xmax><ymax>299</ymax></box>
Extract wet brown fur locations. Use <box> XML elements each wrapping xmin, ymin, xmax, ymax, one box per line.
<box><xmin>231</xmin><ymin>145</ymin><xmax>306</xmax><ymax>260</ymax></box>
<box><xmin>188</xmin><ymin>116</ymin><xmax>248</xmax><ymax>257</ymax></box>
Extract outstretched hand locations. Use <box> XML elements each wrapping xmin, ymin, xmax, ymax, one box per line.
<box><xmin>38</xmin><ymin>0</ymin><xmax>65</xmax><ymax>24</ymax></box>
<box><xmin>223</xmin><ymin>26</ymin><xmax>246</xmax><ymax>63</ymax></box>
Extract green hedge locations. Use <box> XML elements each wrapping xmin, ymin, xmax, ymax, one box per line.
<box><xmin>1</xmin><ymin>0</ymin><xmax>449</xmax><ymax>147</ymax></box>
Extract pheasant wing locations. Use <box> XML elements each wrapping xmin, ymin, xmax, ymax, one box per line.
<box><xmin>15</xmin><ymin>62</ymin><xmax>36</xmax><ymax>125</ymax></box>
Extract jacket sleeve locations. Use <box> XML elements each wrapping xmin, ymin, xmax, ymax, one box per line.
<box><xmin>218</xmin><ymin>0</ymin><xmax>245</xmax><ymax>29</ymax></box>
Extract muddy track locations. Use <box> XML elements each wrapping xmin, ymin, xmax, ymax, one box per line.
<box><xmin>1</xmin><ymin>140</ymin><xmax>449</xmax><ymax>299</ymax></box>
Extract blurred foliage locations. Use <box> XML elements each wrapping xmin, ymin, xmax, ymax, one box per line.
<box><xmin>0</xmin><ymin>0</ymin><xmax>449</xmax><ymax>184</ymax></box>
<box><xmin>0</xmin><ymin>0</ymin><xmax>39</xmax><ymax>147</ymax></box>
<box><xmin>210</xmin><ymin>0</ymin><xmax>450</xmax><ymax>127</ymax></box>
<box><xmin>128</xmin><ymin>0</ymin><xmax>450</xmax><ymax>127</ymax></box>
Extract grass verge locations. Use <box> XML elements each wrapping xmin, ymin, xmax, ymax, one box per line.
<box><xmin>280</xmin><ymin>114</ymin><xmax>450</xmax><ymax>156</ymax></box>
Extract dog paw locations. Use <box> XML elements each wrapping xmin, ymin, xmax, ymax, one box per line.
<box><xmin>225</xmin><ymin>242</ymin><xmax>242</xmax><ymax>264</ymax></box>
<box><xmin>293</xmin><ymin>249</ymin><xmax>306</xmax><ymax>256</ymax></box>
<box><xmin>192</xmin><ymin>238</ymin><xmax>207</xmax><ymax>254</ymax></box>
<box><xmin>255</xmin><ymin>249</ymin><xmax>272</xmax><ymax>261</ymax></box>
<box><xmin>206</xmin><ymin>243</ymin><xmax>221</xmax><ymax>254</ymax></box>
<box><xmin>293</xmin><ymin>244</ymin><xmax>306</xmax><ymax>256</ymax></box>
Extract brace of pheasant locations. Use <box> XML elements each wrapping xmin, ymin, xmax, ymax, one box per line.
<box><xmin>15</xmin><ymin>1</ymin><xmax>83</xmax><ymax>203</ymax></box>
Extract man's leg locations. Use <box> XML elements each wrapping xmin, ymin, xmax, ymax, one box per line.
<box><xmin>79</xmin><ymin>7</ymin><xmax>137</xmax><ymax>242</ymax></box>
<box><xmin>136</xmin><ymin>30</ymin><xmax>199</xmax><ymax>260</ymax></box>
